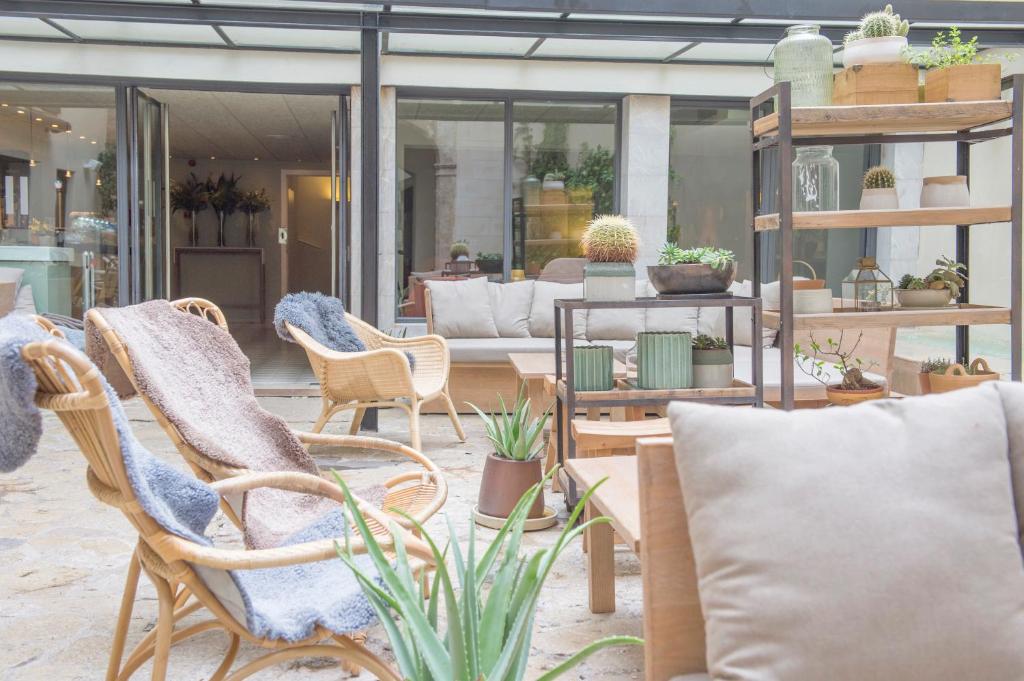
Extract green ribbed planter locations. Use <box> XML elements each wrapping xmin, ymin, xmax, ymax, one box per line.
<box><xmin>637</xmin><ymin>332</ymin><xmax>693</xmax><ymax>390</ymax></box>
<box><xmin>573</xmin><ymin>345</ymin><xmax>614</xmax><ymax>391</ymax></box>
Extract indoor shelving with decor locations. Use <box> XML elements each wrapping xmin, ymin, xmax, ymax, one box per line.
<box><xmin>751</xmin><ymin>79</ymin><xmax>1022</xmax><ymax>410</ymax></box>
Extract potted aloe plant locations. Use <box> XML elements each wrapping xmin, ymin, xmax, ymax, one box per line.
<box><xmin>921</xmin><ymin>356</ymin><xmax>999</xmax><ymax>394</ymax></box>
<box><xmin>648</xmin><ymin>244</ymin><xmax>736</xmax><ymax>295</ymax></box>
<box><xmin>469</xmin><ymin>390</ymin><xmax>549</xmax><ymax>522</ymax></box>
<box><xmin>895</xmin><ymin>256</ymin><xmax>966</xmax><ymax>308</ymax></box>
<box><xmin>692</xmin><ymin>334</ymin><xmax>734</xmax><ymax>389</ymax></box>
<box><xmin>842</xmin><ymin>4</ymin><xmax>909</xmax><ymax>67</ymax></box>
<box><xmin>795</xmin><ymin>331</ymin><xmax>885</xmax><ymax>406</ymax></box>
<box><xmin>859</xmin><ymin>166</ymin><xmax>898</xmax><ymax>210</ymax></box>
<box><xmin>909</xmin><ymin>27</ymin><xmax>1005</xmax><ymax>102</ymax></box>
<box><xmin>580</xmin><ymin>214</ymin><xmax>639</xmax><ymax>301</ymax></box>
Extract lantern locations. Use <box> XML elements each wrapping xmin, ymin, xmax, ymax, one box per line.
<box><xmin>841</xmin><ymin>257</ymin><xmax>893</xmax><ymax>312</ymax></box>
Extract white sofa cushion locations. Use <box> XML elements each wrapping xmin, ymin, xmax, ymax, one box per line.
<box><xmin>644</xmin><ymin>282</ymin><xmax>700</xmax><ymax>334</ymax></box>
<box><xmin>426</xmin><ymin>277</ymin><xmax>499</xmax><ymax>339</ymax></box>
<box><xmin>528</xmin><ymin>281</ymin><xmax>587</xmax><ymax>340</ymax></box>
<box><xmin>488</xmin><ymin>280</ymin><xmax>533</xmax><ymax>338</ymax></box>
<box><xmin>699</xmin><ymin>279</ymin><xmax>790</xmax><ymax>348</ymax></box>
<box><xmin>668</xmin><ymin>384</ymin><xmax>1024</xmax><ymax>681</ymax></box>
<box><xmin>446</xmin><ymin>336</ymin><xmax>558</xmax><ymax>363</ymax></box>
<box><xmin>585</xmin><ymin>280</ymin><xmax>649</xmax><ymax>341</ymax></box>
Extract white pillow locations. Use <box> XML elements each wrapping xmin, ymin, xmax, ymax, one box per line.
<box><xmin>644</xmin><ymin>282</ymin><xmax>700</xmax><ymax>334</ymax></box>
<box><xmin>697</xmin><ymin>280</ymin><xmax>781</xmax><ymax>349</ymax></box>
<box><xmin>586</xmin><ymin>280</ymin><xmax>648</xmax><ymax>341</ymax></box>
<box><xmin>668</xmin><ymin>385</ymin><xmax>1024</xmax><ymax>681</ymax></box>
<box><xmin>426</xmin><ymin>277</ymin><xmax>499</xmax><ymax>339</ymax></box>
<box><xmin>488</xmin><ymin>281</ymin><xmax>534</xmax><ymax>338</ymax></box>
<box><xmin>528</xmin><ymin>281</ymin><xmax>587</xmax><ymax>339</ymax></box>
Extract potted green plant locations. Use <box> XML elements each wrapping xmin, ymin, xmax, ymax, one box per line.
<box><xmin>542</xmin><ymin>171</ymin><xmax>565</xmax><ymax>191</ymax></box>
<box><xmin>469</xmin><ymin>390</ymin><xmax>551</xmax><ymax>525</ymax></box>
<box><xmin>170</xmin><ymin>172</ymin><xmax>209</xmax><ymax>246</ymax></box>
<box><xmin>692</xmin><ymin>334</ymin><xmax>734</xmax><ymax>389</ymax></box>
<box><xmin>842</xmin><ymin>4</ymin><xmax>909</xmax><ymax>67</ymax></box>
<box><xmin>795</xmin><ymin>331</ymin><xmax>885</xmax><ymax>405</ymax></box>
<box><xmin>909</xmin><ymin>26</ymin><xmax>1004</xmax><ymax>102</ymax></box>
<box><xmin>923</xmin><ymin>356</ymin><xmax>999</xmax><ymax>394</ymax></box>
<box><xmin>860</xmin><ymin>166</ymin><xmax>898</xmax><ymax>210</ymax></box>
<box><xmin>334</xmin><ymin>471</ymin><xmax>643</xmax><ymax>681</ymax></box>
<box><xmin>895</xmin><ymin>256</ymin><xmax>966</xmax><ymax>308</ymax></box>
<box><xmin>648</xmin><ymin>244</ymin><xmax>736</xmax><ymax>295</ymax></box>
<box><xmin>237</xmin><ymin>188</ymin><xmax>271</xmax><ymax>247</ymax></box>
<box><xmin>476</xmin><ymin>251</ymin><xmax>502</xmax><ymax>275</ymax></box>
<box><xmin>207</xmin><ymin>172</ymin><xmax>241</xmax><ymax>247</ymax></box>
<box><xmin>448</xmin><ymin>240</ymin><xmax>473</xmax><ymax>274</ymax></box>
<box><xmin>580</xmin><ymin>214</ymin><xmax>639</xmax><ymax>301</ymax></box>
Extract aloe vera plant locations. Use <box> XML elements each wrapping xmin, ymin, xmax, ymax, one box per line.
<box><xmin>467</xmin><ymin>389</ymin><xmax>548</xmax><ymax>462</ymax></box>
<box><xmin>334</xmin><ymin>468</ymin><xmax>642</xmax><ymax>681</ymax></box>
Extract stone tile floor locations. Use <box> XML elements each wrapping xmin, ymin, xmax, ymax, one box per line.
<box><xmin>0</xmin><ymin>398</ymin><xmax>644</xmax><ymax>679</ymax></box>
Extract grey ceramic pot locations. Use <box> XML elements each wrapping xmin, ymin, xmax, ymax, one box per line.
<box><xmin>648</xmin><ymin>261</ymin><xmax>737</xmax><ymax>295</ymax></box>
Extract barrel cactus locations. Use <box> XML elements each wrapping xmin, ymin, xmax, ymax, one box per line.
<box><xmin>859</xmin><ymin>4</ymin><xmax>909</xmax><ymax>39</ymax></box>
<box><xmin>580</xmin><ymin>214</ymin><xmax>640</xmax><ymax>263</ymax></box>
<box><xmin>449</xmin><ymin>240</ymin><xmax>470</xmax><ymax>260</ymax></box>
<box><xmin>863</xmin><ymin>166</ymin><xmax>896</xmax><ymax>189</ymax></box>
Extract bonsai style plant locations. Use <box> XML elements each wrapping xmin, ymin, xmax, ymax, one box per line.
<box><xmin>580</xmin><ymin>214</ymin><xmax>639</xmax><ymax>301</ymax></box>
<box><xmin>334</xmin><ymin>470</ymin><xmax>642</xmax><ymax>681</ymax></box>
<box><xmin>207</xmin><ymin>172</ymin><xmax>241</xmax><ymax>247</ymax></box>
<box><xmin>476</xmin><ymin>251</ymin><xmax>502</xmax><ymax>275</ymax></box>
<box><xmin>920</xmin><ymin>356</ymin><xmax>999</xmax><ymax>394</ymax></box>
<box><xmin>908</xmin><ymin>27</ymin><xmax>1006</xmax><ymax>102</ymax></box>
<box><xmin>648</xmin><ymin>244</ymin><xmax>737</xmax><ymax>295</ymax></box>
<box><xmin>795</xmin><ymin>331</ymin><xmax>885</xmax><ymax>405</ymax></box>
<box><xmin>860</xmin><ymin>166</ymin><xmax>898</xmax><ymax>210</ymax></box>
<box><xmin>448</xmin><ymin>240</ymin><xmax>474</xmax><ymax>274</ymax></box>
<box><xmin>692</xmin><ymin>334</ymin><xmax>734</xmax><ymax>389</ymax></box>
<box><xmin>468</xmin><ymin>389</ymin><xmax>550</xmax><ymax>525</ymax></box>
<box><xmin>895</xmin><ymin>256</ymin><xmax>966</xmax><ymax>308</ymax></box>
<box><xmin>842</xmin><ymin>4</ymin><xmax>910</xmax><ymax>67</ymax></box>
<box><xmin>170</xmin><ymin>172</ymin><xmax>209</xmax><ymax>246</ymax></box>
<box><xmin>237</xmin><ymin>188</ymin><xmax>270</xmax><ymax>247</ymax></box>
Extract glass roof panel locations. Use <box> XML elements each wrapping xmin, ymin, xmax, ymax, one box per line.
<box><xmin>673</xmin><ymin>42</ymin><xmax>775</xmax><ymax>62</ymax></box>
<box><xmin>205</xmin><ymin>0</ymin><xmax>382</xmax><ymax>9</ymax></box>
<box><xmin>221</xmin><ymin>26</ymin><xmax>360</xmax><ymax>49</ymax></box>
<box><xmin>0</xmin><ymin>17</ymin><xmax>72</xmax><ymax>39</ymax></box>
<box><xmin>387</xmin><ymin>32</ymin><xmax>537</xmax><ymax>55</ymax></box>
<box><xmin>567</xmin><ymin>13</ymin><xmax>735</xmax><ymax>23</ymax></box>
<box><xmin>52</xmin><ymin>19</ymin><xmax>224</xmax><ymax>44</ymax></box>
<box><xmin>389</xmin><ymin>6</ymin><xmax>561</xmax><ymax>17</ymax></box>
<box><xmin>534</xmin><ymin>38</ymin><xmax>685</xmax><ymax>60</ymax></box>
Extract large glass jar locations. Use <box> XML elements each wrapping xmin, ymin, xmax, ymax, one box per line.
<box><xmin>774</xmin><ymin>24</ymin><xmax>834</xmax><ymax>107</ymax></box>
<box><xmin>793</xmin><ymin>146</ymin><xmax>839</xmax><ymax>212</ymax></box>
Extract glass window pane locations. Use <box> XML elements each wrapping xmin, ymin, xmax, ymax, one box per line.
<box><xmin>53</xmin><ymin>20</ymin><xmax>222</xmax><ymax>45</ymax></box>
<box><xmin>0</xmin><ymin>83</ymin><xmax>118</xmax><ymax>316</ymax></box>
<box><xmin>220</xmin><ymin>26</ymin><xmax>360</xmax><ymax>50</ymax></box>
<box><xmin>0</xmin><ymin>17</ymin><xmax>73</xmax><ymax>39</ymax></box>
<box><xmin>397</xmin><ymin>99</ymin><xmax>505</xmax><ymax>318</ymax></box>
<box><xmin>534</xmin><ymin>38</ymin><xmax>683</xmax><ymax>60</ymax></box>
<box><xmin>512</xmin><ymin>101</ymin><xmax>616</xmax><ymax>278</ymax></box>
<box><xmin>387</xmin><ymin>33</ymin><xmax>535</xmax><ymax>56</ymax></box>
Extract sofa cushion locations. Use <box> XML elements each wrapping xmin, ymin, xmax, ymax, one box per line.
<box><xmin>586</xmin><ymin>280</ymin><xmax>649</xmax><ymax>341</ymax></box>
<box><xmin>445</xmin><ymin>336</ymin><xmax>560</xmax><ymax>363</ymax></box>
<box><xmin>426</xmin><ymin>277</ymin><xmax>498</xmax><ymax>339</ymax></box>
<box><xmin>643</xmin><ymin>282</ymin><xmax>700</xmax><ymax>334</ymax></box>
<box><xmin>698</xmin><ymin>280</ymin><xmax>787</xmax><ymax>348</ymax></box>
<box><xmin>667</xmin><ymin>384</ymin><xmax>1024</xmax><ymax>681</ymax></box>
<box><xmin>488</xmin><ymin>281</ymin><xmax>533</xmax><ymax>338</ymax></box>
<box><xmin>528</xmin><ymin>281</ymin><xmax>587</xmax><ymax>340</ymax></box>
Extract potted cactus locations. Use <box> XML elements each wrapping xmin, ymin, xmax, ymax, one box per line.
<box><xmin>859</xmin><ymin>166</ymin><xmax>898</xmax><ymax>210</ymax></box>
<box><xmin>692</xmin><ymin>334</ymin><xmax>734</xmax><ymax>389</ymax></box>
<box><xmin>795</xmin><ymin>331</ymin><xmax>885</xmax><ymax>406</ymax></box>
<box><xmin>909</xmin><ymin>27</ymin><xmax>1004</xmax><ymax>102</ymax></box>
<box><xmin>923</xmin><ymin>357</ymin><xmax>999</xmax><ymax>394</ymax></box>
<box><xmin>842</xmin><ymin>5</ymin><xmax>910</xmax><ymax>67</ymax></box>
<box><xmin>895</xmin><ymin>256</ymin><xmax>966</xmax><ymax>308</ymax></box>
<box><xmin>648</xmin><ymin>244</ymin><xmax>736</xmax><ymax>295</ymax></box>
<box><xmin>580</xmin><ymin>214</ymin><xmax>639</xmax><ymax>301</ymax></box>
<box><xmin>448</xmin><ymin>240</ymin><xmax>473</xmax><ymax>274</ymax></box>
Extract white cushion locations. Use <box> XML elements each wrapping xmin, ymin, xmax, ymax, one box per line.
<box><xmin>528</xmin><ymin>281</ymin><xmax>587</xmax><ymax>340</ymax></box>
<box><xmin>445</xmin><ymin>336</ymin><xmax>558</xmax><ymax>363</ymax></box>
<box><xmin>698</xmin><ymin>280</ymin><xmax>786</xmax><ymax>348</ymax></box>
<box><xmin>586</xmin><ymin>280</ymin><xmax>648</xmax><ymax>341</ymax></box>
<box><xmin>426</xmin><ymin>278</ymin><xmax>498</xmax><ymax>339</ymax></box>
<box><xmin>668</xmin><ymin>384</ymin><xmax>1024</xmax><ymax>681</ymax></box>
<box><xmin>488</xmin><ymin>281</ymin><xmax>534</xmax><ymax>338</ymax></box>
<box><xmin>644</xmin><ymin>282</ymin><xmax>700</xmax><ymax>334</ymax></box>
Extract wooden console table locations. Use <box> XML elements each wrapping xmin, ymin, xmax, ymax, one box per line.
<box><xmin>174</xmin><ymin>247</ymin><xmax>265</xmax><ymax>323</ymax></box>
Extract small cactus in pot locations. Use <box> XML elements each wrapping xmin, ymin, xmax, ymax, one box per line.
<box><xmin>843</xmin><ymin>4</ymin><xmax>911</xmax><ymax>67</ymax></box>
<box><xmin>581</xmin><ymin>215</ymin><xmax>640</xmax><ymax>301</ymax></box>
<box><xmin>860</xmin><ymin>4</ymin><xmax>909</xmax><ymax>39</ymax></box>
<box><xmin>449</xmin><ymin>240</ymin><xmax>470</xmax><ymax>260</ymax></box>
<box><xmin>860</xmin><ymin>165</ymin><xmax>899</xmax><ymax>210</ymax></box>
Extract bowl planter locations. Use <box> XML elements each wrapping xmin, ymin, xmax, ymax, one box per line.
<box><xmin>859</xmin><ymin>187</ymin><xmax>899</xmax><ymax>210</ymax></box>
<box><xmin>477</xmin><ymin>454</ymin><xmax>545</xmax><ymax>520</ymax></box>
<box><xmin>896</xmin><ymin>288</ymin><xmax>954</xmax><ymax>308</ymax></box>
<box><xmin>920</xmin><ymin>176</ymin><xmax>970</xmax><ymax>208</ymax></box>
<box><xmin>476</xmin><ymin>258</ymin><xmax>502</xmax><ymax>275</ymax></box>
<box><xmin>637</xmin><ymin>332</ymin><xmax>692</xmax><ymax>390</ymax></box>
<box><xmin>825</xmin><ymin>384</ymin><xmax>886</xmax><ymax>406</ymax></box>
<box><xmin>924</xmin><ymin>63</ymin><xmax>1002</xmax><ymax>102</ymax></box>
<box><xmin>841</xmin><ymin>36</ymin><xmax>908</xmax><ymax>68</ymax></box>
<box><xmin>648</xmin><ymin>261</ymin><xmax>736</xmax><ymax>295</ymax></box>
<box><xmin>927</xmin><ymin>358</ymin><xmax>999</xmax><ymax>393</ymax></box>
<box><xmin>692</xmin><ymin>347</ymin><xmax>734</xmax><ymax>389</ymax></box>
<box><xmin>573</xmin><ymin>345</ymin><xmax>614</xmax><ymax>391</ymax></box>
<box><xmin>584</xmin><ymin>261</ymin><xmax>636</xmax><ymax>302</ymax></box>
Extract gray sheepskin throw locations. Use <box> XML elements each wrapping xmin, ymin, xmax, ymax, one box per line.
<box><xmin>274</xmin><ymin>291</ymin><xmax>414</xmax><ymax>370</ymax></box>
<box><xmin>85</xmin><ymin>300</ymin><xmax>378</xmax><ymax>550</ymax></box>
<box><xmin>0</xmin><ymin>314</ymin><xmax>379</xmax><ymax>642</ymax></box>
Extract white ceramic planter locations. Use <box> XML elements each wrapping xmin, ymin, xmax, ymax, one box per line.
<box><xmin>921</xmin><ymin>176</ymin><xmax>970</xmax><ymax>208</ymax></box>
<box><xmin>859</xmin><ymin>187</ymin><xmax>899</xmax><ymax>210</ymax></box>
<box><xmin>896</xmin><ymin>288</ymin><xmax>953</xmax><ymax>308</ymax></box>
<box><xmin>842</xmin><ymin>36</ymin><xmax>909</xmax><ymax>67</ymax></box>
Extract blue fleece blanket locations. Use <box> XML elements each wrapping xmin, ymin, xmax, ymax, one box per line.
<box><xmin>0</xmin><ymin>314</ymin><xmax>377</xmax><ymax>642</ymax></box>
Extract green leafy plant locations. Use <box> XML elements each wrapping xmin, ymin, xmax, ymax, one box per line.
<box><xmin>907</xmin><ymin>26</ymin><xmax>987</xmax><ymax>69</ymax></box>
<box><xmin>206</xmin><ymin>172</ymin><xmax>242</xmax><ymax>219</ymax></box>
<box><xmin>898</xmin><ymin>256</ymin><xmax>967</xmax><ymax>296</ymax></box>
<box><xmin>468</xmin><ymin>389</ymin><xmax>549</xmax><ymax>461</ymax></box>
<box><xmin>897</xmin><ymin>274</ymin><xmax>926</xmax><ymax>290</ymax></box>
<box><xmin>692</xmin><ymin>334</ymin><xmax>727</xmax><ymax>350</ymax></box>
<box><xmin>580</xmin><ymin>214</ymin><xmax>639</xmax><ymax>263</ymax></box>
<box><xmin>95</xmin><ymin>144</ymin><xmax>118</xmax><ymax>216</ymax></box>
<box><xmin>450</xmin><ymin>241</ymin><xmax>470</xmax><ymax>260</ymax></box>
<box><xmin>237</xmin><ymin>188</ymin><xmax>271</xmax><ymax>216</ymax></box>
<box><xmin>170</xmin><ymin>172</ymin><xmax>209</xmax><ymax>216</ymax></box>
<box><xmin>863</xmin><ymin>166</ymin><xmax>895</xmax><ymax>190</ymax></box>
<box><xmin>334</xmin><ymin>469</ymin><xmax>642</xmax><ymax>681</ymax></box>
<box><xmin>795</xmin><ymin>331</ymin><xmax>879</xmax><ymax>390</ymax></box>
<box><xmin>476</xmin><ymin>252</ymin><xmax>502</xmax><ymax>262</ymax></box>
<box><xmin>657</xmin><ymin>244</ymin><xmax>735</xmax><ymax>270</ymax></box>
<box><xmin>921</xmin><ymin>357</ymin><xmax>953</xmax><ymax>374</ymax></box>
<box><xmin>566</xmin><ymin>143</ymin><xmax>615</xmax><ymax>214</ymax></box>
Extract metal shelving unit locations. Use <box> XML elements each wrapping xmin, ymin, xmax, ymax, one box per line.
<box><xmin>751</xmin><ymin>78</ymin><xmax>1023</xmax><ymax>410</ymax></box>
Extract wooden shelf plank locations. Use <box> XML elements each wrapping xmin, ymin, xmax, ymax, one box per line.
<box><xmin>762</xmin><ymin>304</ymin><xmax>1010</xmax><ymax>330</ymax></box>
<box><xmin>754</xmin><ymin>206</ymin><xmax>1010</xmax><ymax>231</ymax></box>
<box><xmin>753</xmin><ymin>100</ymin><xmax>1012</xmax><ymax>138</ymax></box>
<box><xmin>558</xmin><ymin>378</ymin><xmax>755</xmax><ymax>402</ymax></box>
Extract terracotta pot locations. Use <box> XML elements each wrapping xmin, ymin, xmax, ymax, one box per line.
<box><xmin>927</xmin><ymin>358</ymin><xmax>999</xmax><ymax>394</ymax></box>
<box><xmin>477</xmin><ymin>454</ymin><xmax>544</xmax><ymax>519</ymax></box>
<box><xmin>825</xmin><ymin>384</ymin><xmax>886</xmax><ymax>406</ymax></box>
<box><xmin>918</xmin><ymin>372</ymin><xmax>932</xmax><ymax>395</ymax></box>
<box><xmin>896</xmin><ymin>288</ymin><xmax>953</xmax><ymax>308</ymax></box>
<box><xmin>647</xmin><ymin>261</ymin><xmax>736</xmax><ymax>295</ymax></box>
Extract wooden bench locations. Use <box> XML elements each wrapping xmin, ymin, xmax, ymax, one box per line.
<box><xmin>572</xmin><ymin>417</ymin><xmax>671</xmax><ymax>456</ymax></box>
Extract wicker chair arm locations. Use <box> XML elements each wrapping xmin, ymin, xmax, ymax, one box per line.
<box><xmin>170</xmin><ymin>297</ymin><xmax>229</xmax><ymax>331</ymax></box>
<box><xmin>293</xmin><ymin>432</ymin><xmax>441</xmax><ymax>474</ymax></box>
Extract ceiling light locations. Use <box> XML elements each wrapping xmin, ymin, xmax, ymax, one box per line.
<box><xmin>34</xmin><ymin>117</ymin><xmax>42</xmax><ymax>122</ymax></box>
<box><xmin>79</xmin><ymin>135</ymin><xmax>85</xmax><ymax>139</ymax></box>
<box><xmin>253</xmin><ymin>157</ymin><xmax>259</xmax><ymax>161</ymax></box>
<box><xmin>50</xmin><ymin>123</ymin><xmax>59</xmax><ymax>129</ymax></box>
<box><xmin>210</xmin><ymin>156</ymin><xmax>216</xmax><ymax>160</ymax></box>
<box><xmin>16</xmin><ymin>109</ymin><xmax>25</xmax><ymax>115</ymax></box>
<box><xmin>0</xmin><ymin>103</ymin><xmax>7</xmax><ymax>107</ymax></box>
<box><xmin>90</xmin><ymin>140</ymin><xmax>96</xmax><ymax>145</ymax></box>
<box><xmin>29</xmin><ymin>159</ymin><xmax>36</xmax><ymax>167</ymax></box>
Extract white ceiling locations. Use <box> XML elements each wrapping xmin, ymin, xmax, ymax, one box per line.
<box><xmin>147</xmin><ymin>89</ymin><xmax>338</xmax><ymax>162</ymax></box>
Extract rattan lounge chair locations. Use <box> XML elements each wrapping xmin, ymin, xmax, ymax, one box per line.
<box><xmin>21</xmin><ymin>337</ymin><xmax>428</xmax><ymax>681</ymax></box>
<box><xmin>285</xmin><ymin>312</ymin><xmax>466</xmax><ymax>451</ymax></box>
<box><xmin>85</xmin><ymin>299</ymin><xmax>446</xmax><ymax>536</ymax></box>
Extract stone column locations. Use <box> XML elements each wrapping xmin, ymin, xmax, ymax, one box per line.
<box><xmin>433</xmin><ymin>119</ymin><xmax>459</xmax><ymax>267</ymax></box>
<box><xmin>378</xmin><ymin>86</ymin><xmax>397</xmax><ymax>330</ymax></box>
<box><xmin>349</xmin><ymin>85</ymin><xmax>362</xmax><ymax>317</ymax></box>
<box><xmin>619</xmin><ymin>95</ymin><xmax>671</xmax><ymax>268</ymax></box>
<box><xmin>875</xmin><ymin>143</ymin><xmax>923</xmax><ymax>278</ymax></box>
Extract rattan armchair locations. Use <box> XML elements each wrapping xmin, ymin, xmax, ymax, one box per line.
<box><xmin>286</xmin><ymin>312</ymin><xmax>466</xmax><ymax>451</ymax></box>
<box><xmin>21</xmin><ymin>337</ymin><xmax>428</xmax><ymax>681</ymax></box>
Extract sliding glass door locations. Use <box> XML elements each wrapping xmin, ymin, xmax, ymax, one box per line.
<box><xmin>133</xmin><ymin>89</ymin><xmax>168</xmax><ymax>302</ymax></box>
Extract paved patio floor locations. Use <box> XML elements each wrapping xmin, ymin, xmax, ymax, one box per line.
<box><xmin>0</xmin><ymin>398</ymin><xmax>644</xmax><ymax>679</ymax></box>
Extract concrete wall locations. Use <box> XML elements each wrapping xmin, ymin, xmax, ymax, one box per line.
<box><xmin>620</xmin><ymin>95</ymin><xmax>670</xmax><ymax>268</ymax></box>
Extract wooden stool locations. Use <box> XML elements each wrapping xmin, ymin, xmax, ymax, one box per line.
<box><xmin>572</xmin><ymin>417</ymin><xmax>672</xmax><ymax>458</ymax></box>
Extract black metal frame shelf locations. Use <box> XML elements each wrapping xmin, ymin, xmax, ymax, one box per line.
<box><xmin>751</xmin><ymin>78</ymin><xmax>1024</xmax><ymax>410</ymax></box>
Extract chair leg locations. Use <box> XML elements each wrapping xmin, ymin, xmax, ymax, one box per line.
<box><xmin>311</xmin><ymin>398</ymin><xmax>335</xmax><ymax>434</ymax></box>
<box><xmin>441</xmin><ymin>389</ymin><xmax>467</xmax><ymax>442</ymax></box>
<box><xmin>409</xmin><ymin>400</ymin><xmax>423</xmax><ymax>452</ymax></box>
<box><xmin>148</xmin><ymin>571</ymin><xmax>176</xmax><ymax>681</ymax></box>
<box><xmin>348</xmin><ymin>407</ymin><xmax>367</xmax><ymax>436</ymax></box>
<box><xmin>106</xmin><ymin>550</ymin><xmax>142</xmax><ymax>681</ymax></box>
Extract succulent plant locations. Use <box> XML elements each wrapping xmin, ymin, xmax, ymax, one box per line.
<box><xmin>897</xmin><ymin>256</ymin><xmax>966</xmax><ymax>297</ymax></box>
<box><xmin>449</xmin><ymin>241</ymin><xmax>470</xmax><ymax>260</ymax></box>
<box><xmin>859</xmin><ymin>4</ymin><xmax>909</xmax><ymax>39</ymax></box>
<box><xmin>897</xmin><ymin>274</ymin><xmax>927</xmax><ymax>290</ymax></box>
<box><xmin>657</xmin><ymin>244</ymin><xmax>735</xmax><ymax>270</ymax></box>
<box><xmin>921</xmin><ymin>357</ymin><xmax>953</xmax><ymax>374</ymax></box>
<box><xmin>692</xmin><ymin>334</ymin><xmax>728</xmax><ymax>350</ymax></box>
<box><xmin>580</xmin><ymin>214</ymin><xmax>640</xmax><ymax>263</ymax></box>
<box><xmin>863</xmin><ymin>166</ymin><xmax>896</xmax><ymax>190</ymax></box>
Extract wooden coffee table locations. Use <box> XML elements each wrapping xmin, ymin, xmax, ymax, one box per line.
<box><xmin>565</xmin><ymin>455</ymin><xmax>640</xmax><ymax>614</ymax></box>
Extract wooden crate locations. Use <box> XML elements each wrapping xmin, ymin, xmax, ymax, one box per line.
<box><xmin>924</xmin><ymin>63</ymin><xmax>1002</xmax><ymax>103</ymax></box>
<box><xmin>833</xmin><ymin>64</ymin><xmax>919</xmax><ymax>105</ymax></box>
